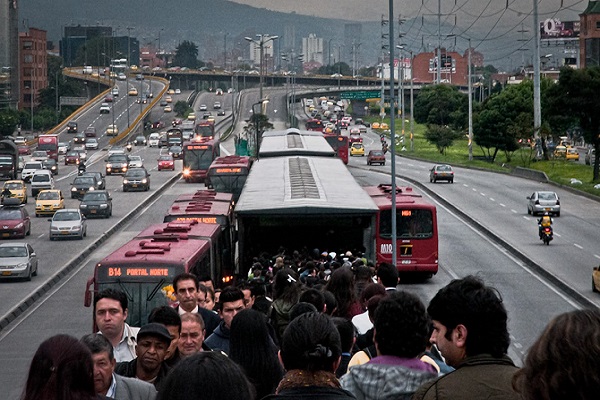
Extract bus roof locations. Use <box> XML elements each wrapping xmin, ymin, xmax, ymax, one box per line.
<box><xmin>235</xmin><ymin>156</ymin><xmax>379</xmax><ymax>216</ymax></box>
<box><xmin>174</xmin><ymin>190</ymin><xmax>234</xmax><ymax>204</ymax></box>
<box><xmin>163</xmin><ymin>200</ymin><xmax>233</xmax><ymax>225</ymax></box>
<box><xmin>364</xmin><ymin>185</ymin><xmax>436</xmax><ymax>210</ymax></box>
<box><xmin>137</xmin><ymin>220</ymin><xmax>222</xmax><ymax>240</ymax></box>
<box><xmin>259</xmin><ymin>129</ymin><xmax>335</xmax><ymax>158</ymax></box>
<box><xmin>209</xmin><ymin>155</ymin><xmax>252</xmax><ymax>170</ymax></box>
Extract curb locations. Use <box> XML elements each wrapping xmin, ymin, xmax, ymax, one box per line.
<box><xmin>0</xmin><ymin>172</ymin><xmax>182</xmax><ymax>333</ymax></box>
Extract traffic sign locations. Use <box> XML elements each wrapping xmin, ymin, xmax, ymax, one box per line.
<box><xmin>340</xmin><ymin>91</ymin><xmax>381</xmax><ymax>100</ymax></box>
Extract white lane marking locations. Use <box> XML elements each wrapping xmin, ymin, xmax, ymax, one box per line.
<box><xmin>594</xmin><ymin>254</ymin><xmax>600</xmax><ymax>260</ymax></box>
<box><xmin>37</xmin><ymin>234</ymin><xmax>45</xmax><ymax>239</ymax></box>
<box><xmin>574</xmin><ymin>243</ymin><xmax>583</xmax><ymax>249</ymax></box>
<box><xmin>463</xmin><ymin>184</ymin><xmax>469</xmax><ymax>187</ymax></box>
<box><xmin>554</xmin><ymin>233</ymin><xmax>561</xmax><ymax>238</ymax></box>
<box><xmin>480</xmin><ymin>192</ymin><xmax>486</xmax><ymax>197</ymax></box>
<box><xmin>489</xmin><ymin>198</ymin><xmax>495</xmax><ymax>202</ymax></box>
<box><xmin>499</xmin><ymin>203</ymin><xmax>506</xmax><ymax>207</ymax></box>
<box><xmin>472</xmin><ymin>188</ymin><xmax>477</xmax><ymax>192</ymax></box>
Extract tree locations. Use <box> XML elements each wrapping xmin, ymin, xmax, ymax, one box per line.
<box><xmin>0</xmin><ymin>109</ymin><xmax>19</xmax><ymax>137</ymax></box>
<box><xmin>174</xmin><ymin>100</ymin><xmax>192</xmax><ymax>117</ymax></box>
<box><xmin>414</xmin><ymin>84</ymin><xmax>468</xmax><ymax>130</ymax></box>
<box><xmin>173</xmin><ymin>40</ymin><xmax>199</xmax><ymax>68</ymax></box>
<box><xmin>425</xmin><ymin>124</ymin><xmax>460</xmax><ymax>155</ymax></box>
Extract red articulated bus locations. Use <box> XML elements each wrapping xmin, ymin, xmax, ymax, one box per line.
<box><xmin>305</xmin><ymin>119</ymin><xmax>324</xmax><ymax>132</ymax></box>
<box><xmin>84</xmin><ymin>220</ymin><xmax>223</xmax><ymax>327</ymax></box>
<box><xmin>173</xmin><ymin>189</ymin><xmax>234</xmax><ymax>204</ymax></box>
<box><xmin>364</xmin><ymin>184</ymin><xmax>439</xmax><ymax>278</ymax></box>
<box><xmin>195</xmin><ymin>120</ymin><xmax>215</xmax><ymax>139</ymax></box>
<box><xmin>182</xmin><ymin>137</ymin><xmax>220</xmax><ymax>183</ymax></box>
<box><xmin>206</xmin><ymin>155</ymin><xmax>253</xmax><ymax>201</ymax></box>
<box><xmin>323</xmin><ymin>133</ymin><xmax>349</xmax><ymax>165</ymax></box>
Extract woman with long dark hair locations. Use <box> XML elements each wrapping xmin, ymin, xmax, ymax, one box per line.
<box><xmin>229</xmin><ymin>309</ymin><xmax>284</xmax><ymax>399</ymax></box>
<box><xmin>326</xmin><ymin>267</ymin><xmax>362</xmax><ymax>320</ymax></box>
<box><xmin>271</xmin><ymin>268</ymin><xmax>302</xmax><ymax>341</ymax></box>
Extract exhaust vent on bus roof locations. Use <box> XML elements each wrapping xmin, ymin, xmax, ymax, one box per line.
<box><xmin>287</xmin><ymin>134</ymin><xmax>305</xmax><ymax>149</ymax></box>
<box><xmin>288</xmin><ymin>157</ymin><xmax>320</xmax><ymax>199</ymax></box>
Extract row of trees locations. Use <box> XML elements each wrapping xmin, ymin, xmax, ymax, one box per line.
<box><xmin>412</xmin><ymin>67</ymin><xmax>600</xmax><ymax>181</ymax></box>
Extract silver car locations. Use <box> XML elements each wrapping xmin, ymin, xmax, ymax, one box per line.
<box><xmin>0</xmin><ymin>242</ymin><xmax>38</xmax><ymax>281</ymax></box>
<box><xmin>49</xmin><ymin>209</ymin><xmax>87</xmax><ymax>240</ymax></box>
<box><xmin>527</xmin><ymin>191</ymin><xmax>560</xmax><ymax>217</ymax></box>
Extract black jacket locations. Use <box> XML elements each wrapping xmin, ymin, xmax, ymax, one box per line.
<box><xmin>261</xmin><ymin>386</ymin><xmax>356</xmax><ymax>400</ymax></box>
<box><xmin>114</xmin><ymin>358</ymin><xmax>171</xmax><ymax>392</ymax></box>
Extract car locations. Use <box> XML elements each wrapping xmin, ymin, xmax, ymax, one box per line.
<box><xmin>213</xmin><ymin>102</ymin><xmax>221</xmax><ymax>109</ymax></box>
<box><xmin>158</xmin><ymin>135</ymin><xmax>169</xmax><ymax>148</ymax></box>
<box><xmin>42</xmin><ymin>158</ymin><xmax>59</xmax><ymax>175</ymax></box>
<box><xmin>135</xmin><ymin>73</ymin><xmax>144</xmax><ymax>81</ymax></box>
<box><xmin>67</xmin><ymin>121</ymin><xmax>78</xmax><ymax>133</ymax></box>
<box><xmin>0</xmin><ymin>242</ymin><xmax>37</xmax><ymax>280</ymax></box>
<box><xmin>585</xmin><ymin>148</ymin><xmax>596</xmax><ymax>165</ymax></box>
<box><xmin>167</xmin><ymin>89</ymin><xmax>175</xmax><ymax>95</ymax></box>
<box><xmin>128</xmin><ymin>87</ymin><xmax>138</xmax><ymax>96</ymax></box>
<box><xmin>429</xmin><ymin>164</ymin><xmax>454</xmax><ymax>183</ymax></box>
<box><xmin>145</xmin><ymin>90</ymin><xmax>153</xmax><ymax>99</ymax></box>
<box><xmin>84</xmin><ymin>127</ymin><xmax>97</xmax><ymax>137</ymax></box>
<box><xmin>128</xmin><ymin>155</ymin><xmax>144</xmax><ymax>168</ymax></box>
<box><xmin>566</xmin><ymin>147</ymin><xmax>579</xmax><ymax>161</ymax></box>
<box><xmin>199</xmin><ymin>104</ymin><xmax>207</xmax><ymax>111</ymax></box>
<box><xmin>123</xmin><ymin>168</ymin><xmax>151</xmax><ymax>192</ymax></box>
<box><xmin>70</xmin><ymin>175</ymin><xmax>98</xmax><ymax>199</ymax></box>
<box><xmin>168</xmin><ymin>145</ymin><xmax>183</xmax><ymax>159</ymax></box>
<box><xmin>30</xmin><ymin>170</ymin><xmax>55</xmax><ymax>197</ymax></box>
<box><xmin>85</xmin><ymin>138</ymin><xmax>99</xmax><ymax>150</ymax></box>
<box><xmin>74</xmin><ymin>147</ymin><xmax>87</xmax><ymax>162</ymax></box>
<box><xmin>215</xmin><ymin>88</ymin><xmax>223</xmax><ymax>95</ymax></box>
<box><xmin>217</xmin><ymin>109</ymin><xmax>225</xmax><ymax>116</ymax></box>
<box><xmin>48</xmin><ymin>209</ymin><xmax>87</xmax><ymax>240</ymax></box>
<box><xmin>73</xmin><ymin>132</ymin><xmax>86</xmax><ymax>144</ymax></box>
<box><xmin>159</xmin><ymin>100</ymin><xmax>168</xmax><ymax>107</ymax></box>
<box><xmin>157</xmin><ymin>154</ymin><xmax>175</xmax><ymax>171</ymax></box>
<box><xmin>18</xmin><ymin>145</ymin><xmax>31</xmax><ymax>156</ymax></box>
<box><xmin>81</xmin><ymin>172</ymin><xmax>106</xmax><ymax>190</ymax></box>
<box><xmin>350</xmin><ymin>143</ymin><xmax>365</xmax><ymax>157</ymax></box>
<box><xmin>148</xmin><ymin>133</ymin><xmax>161</xmax><ymax>147</ymax></box>
<box><xmin>104</xmin><ymin>94</ymin><xmax>113</xmax><ymax>102</ymax></box>
<box><xmin>2</xmin><ymin>180</ymin><xmax>27</xmax><ymax>204</ymax></box>
<box><xmin>0</xmin><ymin>198</ymin><xmax>31</xmax><ymax>238</ymax></box>
<box><xmin>349</xmin><ymin>134</ymin><xmax>363</xmax><ymax>146</ymax></box>
<box><xmin>136</xmin><ymin>95</ymin><xmax>148</xmax><ymax>104</ymax></box>
<box><xmin>79</xmin><ymin>190</ymin><xmax>112</xmax><ymax>218</ymax></box>
<box><xmin>349</xmin><ymin>127</ymin><xmax>361</xmax><ymax>135</ymax></box>
<box><xmin>58</xmin><ymin>142</ymin><xmax>70</xmax><ymax>155</ymax></box>
<box><xmin>13</xmin><ymin>136</ymin><xmax>27</xmax><ymax>145</ymax></box>
<box><xmin>175</xmin><ymin>88</ymin><xmax>181</xmax><ymax>94</ymax></box>
<box><xmin>371</xmin><ymin>122</ymin><xmax>381</xmax><ymax>129</ymax></box>
<box><xmin>20</xmin><ymin>161</ymin><xmax>43</xmax><ymax>182</ymax></box>
<box><xmin>367</xmin><ymin>150</ymin><xmax>386</xmax><ymax>166</ymax></box>
<box><xmin>17</xmin><ymin>156</ymin><xmax>25</xmax><ymax>172</ymax></box>
<box><xmin>187</xmin><ymin>112</ymin><xmax>196</xmax><ymax>121</ymax></box>
<box><xmin>331</xmin><ymin>73</ymin><xmax>343</xmax><ymax>78</ymax></box>
<box><xmin>31</xmin><ymin>150</ymin><xmax>48</xmax><ymax>162</ymax></box>
<box><xmin>64</xmin><ymin>151</ymin><xmax>81</xmax><ymax>166</ymax></box>
<box><xmin>152</xmin><ymin>120</ymin><xmax>165</xmax><ymax>129</ymax></box>
<box><xmin>111</xmin><ymin>87</ymin><xmax>119</xmax><ymax>96</ymax></box>
<box><xmin>164</xmin><ymin>105</ymin><xmax>172</xmax><ymax>113</ymax></box>
<box><xmin>117</xmin><ymin>73</ymin><xmax>127</xmax><ymax>81</ymax></box>
<box><xmin>134</xmin><ymin>135</ymin><xmax>147</xmax><ymax>146</ymax></box>
<box><xmin>35</xmin><ymin>189</ymin><xmax>64</xmax><ymax>217</ymax></box>
<box><xmin>202</xmin><ymin>112</ymin><xmax>212</xmax><ymax>119</ymax></box>
<box><xmin>165</xmin><ymin>95</ymin><xmax>173</xmax><ymax>103</ymax></box>
<box><xmin>106</xmin><ymin>124</ymin><xmax>118</xmax><ymax>136</ymax></box>
<box><xmin>105</xmin><ymin>153</ymin><xmax>129</xmax><ymax>175</ymax></box>
<box><xmin>99</xmin><ymin>103</ymin><xmax>110</xmax><ymax>114</ymax></box>
<box><xmin>527</xmin><ymin>191</ymin><xmax>560</xmax><ymax>217</ymax></box>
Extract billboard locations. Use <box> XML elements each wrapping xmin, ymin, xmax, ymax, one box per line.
<box><xmin>541</xmin><ymin>19</ymin><xmax>580</xmax><ymax>40</ymax></box>
<box><xmin>428</xmin><ymin>55</ymin><xmax>455</xmax><ymax>73</ymax></box>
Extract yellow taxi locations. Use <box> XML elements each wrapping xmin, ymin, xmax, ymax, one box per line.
<box><xmin>380</xmin><ymin>122</ymin><xmax>389</xmax><ymax>129</ymax></box>
<box><xmin>128</xmin><ymin>87</ymin><xmax>138</xmax><ymax>96</ymax></box>
<box><xmin>167</xmin><ymin>89</ymin><xmax>175</xmax><ymax>95</ymax></box>
<box><xmin>566</xmin><ymin>147</ymin><xmax>579</xmax><ymax>161</ymax></box>
<box><xmin>593</xmin><ymin>266</ymin><xmax>600</xmax><ymax>293</ymax></box>
<box><xmin>2</xmin><ymin>180</ymin><xmax>27</xmax><ymax>204</ymax></box>
<box><xmin>371</xmin><ymin>122</ymin><xmax>381</xmax><ymax>129</ymax></box>
<box><xmin>187</xmin><ymin>112</ymin><xmax>196</xmax><ymax>121</ymax></box>
<box><xmin>35</xmin><ymin>189</ymin><xmax>65</xmax><ymax>217</ymax></box>
<box><xmin>350</xmin><ymin>142</ymin><xmax>365</xmax><ymax>157</ymax></box>
<box><xmin>165</xmin><ymin>95</ymin><xmax>173</xmax><ymax>103</ymax></box>
<box><xmin>164</xmin><ymin>105</ymin><xmax>172</xmax><ymax>113</ymax></box>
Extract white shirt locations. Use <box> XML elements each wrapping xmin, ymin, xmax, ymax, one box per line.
<box><xmin>111</xmin><ymin>323</ymin><xmax>139</xmax><ymax>363</ymax></box>
<box><xmin>178</xmin><ymin>305</ymin><xmax>199</xmax><ymax>315</ymax></box>
<box><xmin>352</xmin><ymin>310</ymin><xmax>373</xmax><ymax>335</ymax></box>
<box><xmin>106</xmin><ymin>373</ymin><xmax>117</xmax><ymax>398</ymax></box>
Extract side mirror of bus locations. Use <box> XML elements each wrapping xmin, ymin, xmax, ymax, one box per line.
<box><xmin>84</xmin><ymin>277</ymin><xmax>95</xmax><ymax>308</ymax></box>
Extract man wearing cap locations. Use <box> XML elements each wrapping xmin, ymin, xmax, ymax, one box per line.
<box><xmin>114</xmin><ymin>323</ymin><xmax>172</xmax><ymax>391</ymax></box>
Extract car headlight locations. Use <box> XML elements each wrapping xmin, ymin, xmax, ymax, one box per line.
<box><xmin>106</xmin><ymin>164</ymin><xmax>112</xmax><ymax>168</ymax></box>
<box><xmin>89</xmin><ymin>187</ymin><xmax>95</xmax><ymax>191</ymax></box>
<box><xmin>71</xmin><ymin>187</ymin><xmax>77</xmax><ymax>192</ymax></box>
<box><xmin>141</xmin><ymin>178</ymin><xmax>147</xmax><ymax>184</ymax></box>
<box><xmin>50</xmin><ymin>226</ymin><xmax>59</xmax><ymax>231</ymax></box>
<box><xmin>80</xmin><ymin>204</ymin><xmax>87</xmax><ymax>208</ymax></box>
<box><xmin>15</xmin><ymin>222</ymin><xmax>23</xmax><ymax>229</ymax></box>
<box><xmin>100</xmin><ymin>204</ymin><xmax>108</xmax><ymax>209</ymax></box>
<box><xmin>17</xmin><ymin>263</ymin><xmax>28</xmax><ymax>269</ymax></box>
<box><xmin>123</xmin><ymin>179</ymin><xmax>129</xmax><ymax>184</ymax></box>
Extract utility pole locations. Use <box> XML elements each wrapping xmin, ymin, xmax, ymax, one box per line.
<box><xmin>437</xmin><ymin>0</ymin><xmax>442</xmax><ymax>84</ymax></box>
<box><xmin>533</xmin><ymin>0</ymin><xmax>541</xmax><ymax>140</ymax></box>
<box><xmin>387</xmin><ymin>0</ymin><xmax>397</xmax><ymax>269</ymax></box>
<box><xmin>468</xmin><ymin>38</ymin><xmax>473</xmax><ymax>161</ymax></box>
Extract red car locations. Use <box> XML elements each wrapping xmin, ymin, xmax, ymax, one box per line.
<box><xmin>349</xmin><ymin>134</ymin><xmax>363</xmax><ymax>146</ymax></box>
<box><xmin>104</xmin><ymin>94</ymin><xmax>113</xmax><ymax>102</ymax></box>
<box><xmin>18</xmin><ymin>145</ymin><xmax>31</xmax><ymax>155</ymax></box>
<box><xmin>64</xmin><ymin>151</ymin><xmax>81</xmax><ymax>166</ymax></box>
<box><xmin>157</xmin><ymin>154</ymin><xmax>175</xmax><ymax>171</ymax></box>
<box><xmin>0</xmin><ymin>198</ymin><xmax>31</xmax><ymax>238</ymax></box>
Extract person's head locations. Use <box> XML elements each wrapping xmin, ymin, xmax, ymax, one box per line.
<box><xmin>22</xmin><ymin>334</ymin><xmax>96</xmax><ymax>400</ymax></box>
<box><xmin>136</xmin><ymin>323</ymin><xmax>172</xmax><ymax>374</ymax></box>
<box><xmin>197</xmin><ymin>283</ymin><xmax>209</xmax><ymax>307</ymax></box>
<box><xmin>367</xmin><ymin>294</ymin><xmax>385</xmax><ymax>323</ymax></box>
<box><xmin>198</xmin><ymin>275</ymin><xmax>214</xmax><ymax>292</ymax></box>
<box><xmin>373</xmin><ymin>291</ymin><xmax>429</xmax><ymax>358</ymax></box>
<box><xmin>94</xmin><ymin>288</ymin><xmax>128</xmax><ymax>341</ymax></box>
<box><xmin>427</xmin><ymin>275</ymin><xmax>510</xmax><ymax>366</ymax></box>
<box><xmin>173</xmin><ymin>273</ymin><xmax>199</xmax><ymax>312</ymax></box>
<box><xmin>218</xmin><ymin>286</ymin><xmax>245</xmax><ymax>329</ymax></box>
<box><xmin>80</xmin><ymin>333</ymin><xmax>115</xmax><ymax>396</ymax></box>
<box><xmin>326</xmin><ymin>267</ymin><xmax>357</xmax><ymax>318</ymax></box>
<box><xmin>273</xmin><ymin>268</ymin><xmax>301</xmax><ymax>302</ymax></box>
<box><xmin>178</xmin><ymin>312</ymin><xmax>206</xmax><ymax>358</ymax></box>
<box><xmin>290</xmin><ymin>302</ymin><xmax>319</xmax><ymax>321</ymax></box>
<box><xmin>376</xmin><ymin>263</ymin><xmax>399</xmax><ymax>288</ymax></box>
<box><xmin>332</xmin><ymin>317</ymin><xmax>356</xmax><ymax>353</ymax></box>
<box><xmin>238</xmin><ymin>282</ymin><xmax>254</xmax><ymax>309</ymax></box>
<box><xmin>359</xmin><ymin>282</ymin><xmax>387</xmax><ymax>307</ymax></box>
<box><xmin>513</xmin><ymin>309</ymin><xmax>600</xmax><ymax>400</ymax></box>
<box><xmin>299</xmin><ymin>288</ymin><xmax>326</xmax><ymax>313</ymax></box>
<box><xmin>279</xmin><ymin>312</ymin><xmax>342</xmax><ymax>373</ymax></box>
<box><xmin>148</xmin><ymin>306</ymin><xmax>182</xmax><ymax>361</ymax></box>
<box><xmin>157</xmin><ymin>352</ymin><xmax>254</xmax><ymax>400</ymax></box>
<box><xmin>203</xmin><ymin>286</ymin><xmax>216</xmax><ymax>311</ymax></box>
<box><xmin>322</xmin><ymin>290</ymin><xmax>337</xmax><ymax>316</ymax></box>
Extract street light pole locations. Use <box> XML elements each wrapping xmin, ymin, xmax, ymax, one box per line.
<box><xmin>252</xmin><ymin>99</ymin><xmax>269</xmax><ymax>159</ymax></box>
<box><xmin>388</xmin><ymin>0</ymin><xmax>397</xmax><ymax>269</ymax></box>
<box><xmin>468</xmin><ymin>38</ymin><xmax>473</xmax><ymax>161</ymax></box>
<box><xmin>245</xmin><ymin>35</ymin><xmax>278</xmax><ymax>101</ymax></box>
<box><xmin>126</xmin><ymin>27</ymin><xmax>133</xmax><ymax>128</ymax></box>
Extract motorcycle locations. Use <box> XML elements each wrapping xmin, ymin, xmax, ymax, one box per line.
<box><xmin>78</xmin><ymin>163</ymin><xmax>86</xmax><ymax>175</ymax></box>
<box><xmin>126</xmin><ymin>143</ymin><xmax>133</xmax><ymax>152</ymax></box>
<box><xmin>541</xmin><ymin>226</ymin><xmax>553</xmax><ymax>245</ymax></box>
<box><xmin>382</xmin><ymin>142</ymin><xmax>389</xmax><ymax>154</ymax></box>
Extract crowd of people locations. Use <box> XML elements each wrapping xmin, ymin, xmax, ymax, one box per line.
<box><xmin>19</xmin><ymin>249</ymin><xmax>600</xmax><ymax>400</ymax></box>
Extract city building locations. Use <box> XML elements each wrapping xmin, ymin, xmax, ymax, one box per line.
<box><xmin>247</xmin><ymin>35</ymin><xmax>276</xmax><ymax>71</ymax></box>
<box><xmin>579</xmin><ymin>0</ymin><xmax>600</xmax><ymax>68</ymax></box>
<box><xmin>19</xmin><ymin>27</ymin><xmax>47</xmax><ymax>111</ymax></box>
<box><xmin>302</xmin><ymin>34</ymin><xmax>323</xmax><ymax>65</ymax></box>
<box><xmin>343</xmin><ymin>23</ymin><xmax>362</xmax><ymax>64</ymax></box>
<box><xmin>412</xmin><ymin>49</ymin><xmax>469</xmax><ymax>85</ymax></box>
<box><xmin>0</xmin><ymin>0</ymin><xmax>19</xmax><ymax>109</ymax></box>
<box><xmin>139</xmin><ymin>45</ymin><xmax>166</xmax><ymax>69</ymax></box>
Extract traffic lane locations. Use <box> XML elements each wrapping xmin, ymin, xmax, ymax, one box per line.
<box><xmin>359</xmin><ymin>129</ymin><xmax>600</xmax><ymax>305</ymax></box>
<box><xmin>0</xmin><ymin>145</ymin><xmax>178</xmax><ymax>319</ymax></box>
<box><xmin>352</xmin><ymin>168</ymin><xmax>579</xmax><ymax>365</ymax></box>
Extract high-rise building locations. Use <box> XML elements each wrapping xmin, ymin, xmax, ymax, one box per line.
<box><xmin>0</xmin><ymin>0</ymin><xmax>19</xmax><ymax>109</ymax></box>
<box><xmin>302</xmin><ymin>34</ymin><xmax>323</xmax><ymax>65</ymax></box>
<box><xmin>248</xmin><ymin>35</ymin><xmax>276</xmax><ymax>70</ymax></box>
<box><xmin>19</xmin><ymin>27</ymin><xmax>47</xmax><ymax>111</ymax></box>
<box><xmin>343</xmin><ymin>23</ymin><xmax>362</xmax><ymax>64</ymax></box>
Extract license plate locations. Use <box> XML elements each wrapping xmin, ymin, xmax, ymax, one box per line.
<box><xmin>61</xmin><ymin>231</ymin><xmax>69</xmax><ymax>235</ymax></box>
<box><xmin>132</xmin><ymin>184</ymin><xmax>138</xmax><ymax>188</ymax></box>
<box><xmin>545</xmin><ymin>207</ymin><xmax>551</xmax><ymax>211</ymax></box>
<box><xmin>1</xmin><ymin>271</ymin><xmax>11</xmax><ymax>276</ymax></box>
<box><xmin>91</xmin><ymin>210</ymin><xmax>97</xmax><ymax>213</ymax></box>
<box><xmin>2</xmin><ymin>233</ymin><xmax>9</xmax><ymax>238</ymax></box>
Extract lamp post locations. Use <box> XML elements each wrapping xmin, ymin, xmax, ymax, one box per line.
<box><xmin>245</xmin><ymin>35</ymin><xmax>278</xmax><ymax>100</ymax></box>
<box><xmin>388</xmin><ymin>0</ymin><xmax>397</xmax><ymax>269</ymax></box>
<box><xmin>252</xmin><ymin>99</ymin><xmax>269</xmax><ymax>159</ymax></box>
<box><xmin>396</xmin><ymin>45</ymin><xmax>406</xmax><ymax>150</ymax></box>
<box><xmin>126</xmin><ymin>27</ymin><xmax>133</xmax><ymax>128</ymax></box>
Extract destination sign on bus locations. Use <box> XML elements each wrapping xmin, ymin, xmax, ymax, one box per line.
<box><xmin>215</xmin><ymin>168</ymin><xmax>243</xmax><ymax>174</ymax></box>
<box><xmin>187</xmin><ymin>145</ymin><xmax>209</xmax><ymax>150</ymax></box>
<box><xmin>174</xmin><ymin>216</ymin><xmax>220</xmax><ymax>224</ymax></box>
<box><xmin>97</xmin><ymin>265</ymin><xmax>180</xmax><ymax>280</ymax></box>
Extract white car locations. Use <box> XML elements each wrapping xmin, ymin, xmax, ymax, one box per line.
<box><xmin>85</xmin><ymin>138</ymin><xmax>99</xmax><ymax>150</ymax></box>
<box><xmin>128</xmin><ymin>155</ymin><xmax>143</xmax><ymax>168</ymax></box>
<box><xmin>175</xmin><ymin>88</ymin><xmax>181</xmax><ymax>94</ymax></box>
<box><xmin>13</xmin><ymin>136</ymin><xmax>27</xmax><ymax>145</ymax></box>
<box><xmin>49</xmin><ymin>209</ymin><xmax>87</xmax><ymax>240</ymax></box>
<box><xmin>148</xmin><ymin>133</ymin><xmax>161</xmax><ymax>147</ymax></box>
<box><xmin>199</xmin><ymin>104</ymin><xmax>207</xmax><ymax>111</ymax></box>
<box><xmin>58</xmin><ymin>142</ymin><xmax>70</xmax><ymax>155</ymax></box>
<box><xmin>99</xmin><ymin>103</ymin><xmax>110</xmax><ymax>114</ymax></box>
<box><xmin>111</xmin><ymin>87</ymin><xmax>119</xmax><ymax>96</ymax></box>
<box><xmin>73</xmin><ymin>146</ymin><xmax>87</xmax><ymax>161</ymax></box>
<box><xmin>21</xmin><ymin>161</ymin><xmax>44</xmax><ymax>182</ymax></box>
<box><xmin>31</xmin><ymin>151</ymin><xmax>49</xmax><ymax>162</ymax></box>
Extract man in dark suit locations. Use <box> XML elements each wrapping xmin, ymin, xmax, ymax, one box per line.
<box><xmin>81</xmin><ymin>333</ymin><xmax>157</xmax><ymax>400</ymax></box>
<box><xmin>173</xmin><ymin>273</ymin><xmax>221</xmax><ymax>337</ymax></box>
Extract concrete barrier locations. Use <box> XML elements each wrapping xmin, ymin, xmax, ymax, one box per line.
<box><xmin>512</xmin><ymin>166</ymin><xmax>549</xmax><ymax>183</ymax></box>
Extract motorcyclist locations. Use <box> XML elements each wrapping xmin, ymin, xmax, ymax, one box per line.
<box><xmin>126</xmin><ymin>142</ymin><xmax>133</xmax><ymax>152</ymax></box>
<box><xmin>78</xmin><ymin>162</ymin><xmax>86</xmax><ymax>175</ymax></box>
<box><xmin>1</xmin><ymin>186</ymin><xmax>12</xmax><ymax>199</ymax></box>
<box><xmin>538</xmin><ymin>212</ymin><xmax>553</xmax><ymax>240</ymax></box>
<box><xmin>382</xmin><ymin>142</ymin><xmax>389</xmax><ymax>154</ymax></box>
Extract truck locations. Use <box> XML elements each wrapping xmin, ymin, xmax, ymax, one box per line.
<box><xmin>0</xmin><ymin>140</ymin><xmax>19</xmax><ymax>180</ymax></box>
<box><xmin>37</xmin><ymin>134</ymin><xmax>59</xmax><ymax>161</ymax></box>
<box><xmin>166</xmin><ymin>128</ymin><xmax>183</xmax><ymax>146</ymax></box>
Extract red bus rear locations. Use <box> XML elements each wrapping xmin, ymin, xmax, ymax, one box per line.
<box><xmin>195</xmin><ymin>120</ymin><xmax>215</xmax><ymax>139</ymax></box>
<box><xmin>37</xmin><ymin>134</ymin><xmax>59</xmax><ymax>160</ymax></box>
<box><xmin>182</xmin><ymin>137</ymin><xmax>220</xmax><ymax>183</ymax></box>
<box><xmin>305</xmin><ymin>119</ymin><xmax>324</xmax><ymax>132</ymax></box>
<box><xmin>206</xmin><ymin>155</ymin><xmax>253</xmax><ymax>201</ymax></box>
<box><xmin>84</xmin><ymin>220</ymin><xmax>221</xmax><ymax>327</ymax></box>
<box><xmin>364</xmin><ymin>184</ymin><xmax>438</xmax><ymax>277</ymax></box>
<box><xmin>323</xmin><ymin>134</ymin><xmax>349</xmax><ymax>164</ymax></box>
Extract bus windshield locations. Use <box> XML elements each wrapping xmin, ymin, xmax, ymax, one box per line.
<box><xmin>196</xmin><ymin>125</ymin><xmax>213</xmax><ymax>138</ymax></box>
<box><xmin>209</xmin><ymin>173</ymin><xmax>248</xmax><ymax>198</ymax></box>
<box><xmin>184</xmin><ymin>147</ymin><xmax>214</xmax><ymax>170</ymax></box>
<box><xmin>379</xmin><ymin>209</ymin><xmax>434</xmax><ymax>239</ymax></box>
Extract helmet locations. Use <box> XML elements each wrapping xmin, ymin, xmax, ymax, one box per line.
<box><xmin>543</xmin><ymin>212</ymin><xmax>549</xmax><ymax>216</ymax></box>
